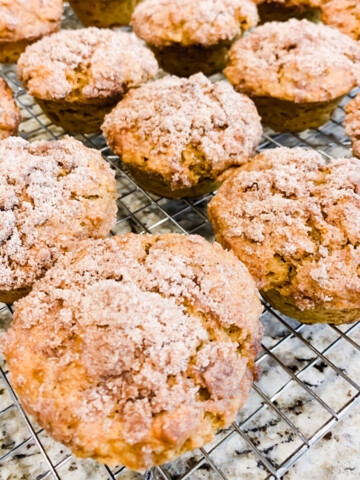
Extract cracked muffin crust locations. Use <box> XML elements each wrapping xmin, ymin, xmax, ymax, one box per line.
<box><xmin>208</xmin><ymin>147</ymin><xmax>360</xmax><ymax>324</ymax></box>
<box><xmin>131</xmin><ymin>0</ymin><xmax>258</xmax><ymax>76</ymax></box>
<box><xmin>0</xmin><ymin>77</ymin><xmax>21</xmax><ymax>139</ymax></box>
<box><xmin>254</xmin><ymin>0</ymin><xmax>323</xmax><ymax>23</ymax></box>
<box><xmin>102</xmin><ymin>73</ymin><xmax>262</xmax><ymax>199</ymax></box>
<box><xmin>0</xmin><ymin>136</ymin><xmax>116</xmax><ymax>303</ymax></box>
<box><xmin>224</xmin><ymin>19</ymin><xmax>360</xmax><ymax>131</ymax></box>
<box><xmin>17</xmin><ymin>28</ymin><xmax>159</xmax><ymax>133</ymax></box>
<box><xmin>0</xmin><ymin>0</ymin><xmax>62</xmax><ymax>63</ymax></box>
<box><xmin>68</xmin><ymin>0</ymin><xmax>143</xmax><ymax>28</ymax></box>
<box><xmin>321</xmin><ymin>0</ymin><xmax>360</xmax><ymax>40</ymax></box>
<box><xmin>2</xmin><ymin>233</ymin><xmax>263</xmax><ymax>471</ymax></box>
<box><xmin>345</xmin><ymin>93</ymin><xmax>360</xmax><ymax>158</ymax></box>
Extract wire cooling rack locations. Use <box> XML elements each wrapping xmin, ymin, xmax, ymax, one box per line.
<box><xmin>1</xmin><ymin>6</ymin><xmax>360</xmax><ymax>480</ymax></box>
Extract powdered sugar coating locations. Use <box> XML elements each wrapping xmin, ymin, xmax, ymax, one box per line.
<box><xmin>102</xmin><ymin>73</ymin><xmax>262</xmax><ymax>191</ymax></box>
<box><xmin>322</xmin><ymin>0</ymin><xmax>360</xmax><ymax>41</ymax></box>
<box><xmin>0</xmin><ymin>0</ymin><xmax>62</xmax><ymax>43</ymax></box>
<box><xmin>208</xmin><ymin>147</ymin><xmax>360</xmax><ymax>311</ymax></box>
<box><xmin>0</xmin><ymin>77</ymin><xmax>21</xmax><ymax>139</ymax></box>
<box><xmin>0</xmin><ymin>136</ymin><xmax>116</xmax><ymax>300</ymax></box>
<box><xmin>345</xmin><ymin>93</ymin><xmax>360</xmax><ymax>158</ymax></box>
<box><xmin>17</xmin><ymin>28</ymin><xmax>159</xmax><ymax>101</ymax></box>
<box><xmin>2</xmin><ymin>234</ymin><xmax>263</xmax><ymax>470</ymax></box>
<box><xmin>225</xmin><ymin>19</ymin><xmax>360</xmax><ymax>103</ymax></box>
<box><xmin>131</xmin><ymin>0</ymin><xmax>258</xmax><ymax>47</ymax></box>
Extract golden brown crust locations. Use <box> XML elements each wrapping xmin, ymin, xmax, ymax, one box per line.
<box><xmin>321</xmin><ymin>0</ymin><xmax>360</xmax><ymax>40</ymax></box>
<box><xmin>102</xmin><ymin>73</ymin><xmax>262</xmax><ymax>195</ymax></box>
<box><xmin>0</xmin><ymin>0</ymin><xmax>62</xmax><ymax>62</ymax></box>
<box><xmin>69</xmin><ymin>0</ymin><xmax>143</xmax><ymax>27</ymax></box>
<box><xmin>2</xmin><ymin>233</ymin><xmax>263</xmax><ymax>471</ymax></box>
<box><xmin>131</xmin><ymin>0</ymin><xmax>258</xmax><ymax>47</ymax></box>
<box><xmin>17</xmin><ymin>28</ymin><xmax>159</xmax><ymax>102</ymax></box>
<box><xmin>224</xmin><ymin>19</ymin><xmax>360</xmax><ymax>103</ymax></box>
<box><xmin>345</xmin><ymin>93</ymin><xmax>360</xmax><ymax>159</ymax></box>
<box><xmin>208</xmin><ymin>147</ymin><xmax>360</xmax><ymax>315</ymax></box>
<box><xmin>0</xmin><ymin>136</ymin><xmax>117</xmax><ymax>302</ymax></box>
<box><xmin>0</xmin><ymin>77</ymin><xmax>21</xmax><ymax>139</ymax></box>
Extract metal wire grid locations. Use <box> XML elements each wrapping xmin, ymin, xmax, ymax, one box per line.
<box><xmin>1</xmin><ymin>33</ymin><xmax>360</xmax><ymax>480</ymax></box>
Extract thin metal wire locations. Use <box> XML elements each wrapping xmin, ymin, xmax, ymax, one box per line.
<box><xmin>1</xmin><ymin>14</ymin><xmax>360</xmax><ymax>480</ymax></box>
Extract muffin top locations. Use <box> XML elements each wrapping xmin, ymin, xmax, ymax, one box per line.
<box><xmin>131</xmin><ymin>0</ymin><xmax>258</xmax><ymax>47</ymax></box>
<box><xmin>2</xmin><ymin>233</ymin><xmax>262</xmax><ymax>470</ymax></box>
<box><xmin>17</xmin><ymin>28</ymin><xmax>159</xmax><ymax>102</ymax></box>
<box><xmin>0</xmin><ymin>136</ymin><xmax>116</xmax><ymax>297</ymax></box>
<box><xmin>321</xmin><ymin>0</ymin><xmax>360</xmax><ymax>41</ymax></box>
<box><xmin>345</xmin><ymin>93</ymin><xmax>360</xmax><ymax>158</ymax></box>
<box><xmin>0</xmin><ymin>0</ymin><xmax>62</xmax><ymax>43</ymax></box>
<box><xmin>0</xmin><ymin>77</ymin><xmax>21</xmax><ymax>140</ymax></box>
<box><xmin>102</xmin><ymin>73</ymin><xmax>262</xmax><ymax>191</ymax></box>
<box><xmin>224</xmin><ymin>19</ymin><xmax>360</xmax><ymax>103</ymax></box>
<box><xmin>208</xmin><ymin>147</ymin><xmax>360</xmax><ymax>311</ymax></box>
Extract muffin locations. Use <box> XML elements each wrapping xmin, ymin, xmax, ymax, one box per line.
<box><xmin>68</xmin><ymin>0</ymin><xmax>143</xmax><ymax>27</ymax></box>
<box><xmin>0</xmin><ymin>77</ymin><xmax>21</xmax><ymax>139</ymax></box>
<box><xmin>224</xmin><ymin>19</ymin><xmax>360</xmax><ymax>132</ymax></box>
<box><xmin>321</xmin><ymin>0</ymin><xmax>360</xmax><ymax>40</ymax></box>
<box><xmin>102</xmin><ymin>73</ymin><xmax>262</xmax><ymax>199</ymax></box>
<box><xmin>208</xmin><ymin>147</ymin><xmax>360</xmax><ymax>325</ymax></box>
<box><xmin>131</xmin><ymin>0</ymin><xmax>258</xmax><ymax>77</ymax></box>
<box><xmin>0</xmin><ymin>136</ymin><xmax>116</xmax><ymax>303</ymax></box>
<box><xmin>1</xmin><ymin>233</ymin><xmax>263</xmax><ymax>470</ymax></box>
<box><xmin>0</xmin><ymin>0</ymin><xmax>62</xmax><ymax>63</ymax></box>
<box><xmin>345</xmin><ymin>93</ymin><xmax>360</xmax><ymax>158</ymax></box>
<box><xmin>17</xmin><ymin>28</ymin><xmax>159</xmax><ymax>133</ymax></box>
<box><xmin>254</xmin><ymin>0</ymin><xmax>322</xmax><ymax>24</ymax></box>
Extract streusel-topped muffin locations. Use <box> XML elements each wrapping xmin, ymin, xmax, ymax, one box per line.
<box><xmin>225</xmin><ymin>19</ymin><xmax>360</xmax><ymax>131</ymax></box>
<box><xmin>2</xmin><ymin>233</ymin><xmax>263</xmax><ymax>470</ymax></box>
<box><xmin>102</xmin><ymin>73</ymin><xmax>262</xmax><ymax>198</ymax></box>
<box><xmin>321</xmin><ymin>0</ymin><xmax>360</xmax><ymax>40</ymax></box>
<box><xmin>208</xmin><ymin>147</ymin><xmax>360</xmax><ymax>324</ymax></box>
<box><xmin>345</xmin><ymin>93</ymin><xmax>360</xmax><ymax>158</ymax></box>
<box><xmin>132</xmin><ymin>0</ymin><xmax>258</xmax><ymax>76</ymax></box>
<box><xmin>68</xmin><ymin>0</ymin><xmax>143</xmax><ymax>27</ymax></box>
<box><xmin>0</xmin><ymin>136</ymin><xmax>116</xmax><ymax>303</ymax></box>
<box><xmin>0</xmin><ymin>0</ymin><xmax>62</xmax><ymax>63</ymax></box>
<box><xmin>18</xmin><ymin>28</ymin><xmax>159</xmax><ymax>133</ymax></box>
<box><xmin>254</xmin><ymin>0</ymin><xmax>322</xmax><ymax>24</ymax></box>
<box><xmin>0</xmin><ymin>77</ymin><xmax>21</xmax><ymax>139</ymax></box>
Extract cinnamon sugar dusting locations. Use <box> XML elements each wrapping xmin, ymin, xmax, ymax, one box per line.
<box><xmin>0</xmin><ymin>77</ymin><xmax>21</xmax><ymax>139</ymax></box>
<box><xmin>208</xmin><ymin>147</ymin><xmax>360</xmax><ymax>310</ymax></box>
<box><xmin>131</xmin><ymin>0</ymin><xmax>258</xmax><ymax>47</ymax></box>
<box><xmin>2</xmin><ymin>234</ymin><xmax>262</xmax><ymax>470</ymax></box>
<box><xmin>225</xmin><ymin>19</ymin><xmax>360</xmax><ymax>103</ymax></box>
<box><xmin>0</xmin><ymin>136</ymin><xmax>116</xmax><ymax>298</ymax></box>
<box><xmin>102</xmin><ymin>73</ymin><xmax>262</xmax><ymax>190</ymax></box>
<box><xmin>321</xmin><ymin>0</ymin><xmax>360</xmax><ymax>41</ymax></box>
<box><xmin>17</xmin><ymin>28</ymin><xmax>159</xmax><ymax>101</ymax></box>
<box><xmin>345</xmin><ymin>94</ymin><xmax>360</xmax><ymax>158</ymax></box>
<box><xmin>0</xmin><ymin>0</ymin><xmax>62</xmax><ymax>43</ymax></box>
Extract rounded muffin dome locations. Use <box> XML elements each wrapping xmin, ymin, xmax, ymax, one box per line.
<box><xmin>2</xmin><ymin>233</ymin><xmax>263</xmax><ymax>471</ymax></box>
<box><xmin>208</xmin><ymin>147</ymin><xmax>360</xmax><ymax>324</ymax></box>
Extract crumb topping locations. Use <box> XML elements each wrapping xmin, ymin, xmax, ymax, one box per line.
<box><xmin>2</xmin><ymin>234</ymin><xmax>262</xmax><ymax>466</ymax></box>
<box><xmin>321</xmin><ymin>0</ymin><xmax>360</xmax><ymax>41</ymax></box>
<box><xmin>0</xmin><ymin>0</ymin><xmax>62</xmax><ymax>43</ymax></box>
<box><xmin>254</xmin><ymin>0</ymin><xmax>321</xmax><ymax>6</ymax></box>
<box><xmin>17</xmin><ymin>28</ymin><xmax>159</xmax><ymax>101</ymax></box>
<box><xmin>0</xmin><ymin>136</ymin><xmax>116</xmax><ymax>295</ymax></box>
<box><xmin>0</xmin><ymin>77</ymin><xmax>21</xmax><ymax>139</ymax></box>
<box><xmin>102</xmin><ymin>73</ymin><xmax>262</xmax><ymax>190</ymax></box>
<box><xmin>225</xmin><ymin>19</ymin><xmax>360</xmax><ymax>103</ymax></box>
<box><xmin>208</xmin><ymin>147</ymin><xmax>360</xmax><ymax>310</ymax></box>
<box><xmin>345</xmin><ymin>93</ymin><xmax>360</xmax><ymax>159</ymax></box>
<box><xmin>131</xmin><ymin>0</ymin><xmax>258</xmax><ymax>47</ymax></box>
